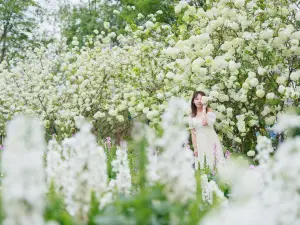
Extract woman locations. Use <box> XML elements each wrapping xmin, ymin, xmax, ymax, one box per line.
<box><xmin>188</xmin><ymin>91</ymin><xmax>225</xmax><ymax>172</ymax></box>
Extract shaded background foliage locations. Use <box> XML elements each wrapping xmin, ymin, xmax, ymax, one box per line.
<box><xmin>59</xmin><ymin>0</ymin><xmax>180</xmax><ymax>46</ymax></box>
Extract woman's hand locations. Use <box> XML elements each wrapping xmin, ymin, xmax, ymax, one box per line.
<box><xmin>194</xmin><ymin>150</ymin><xmax>198</xmax><ymax>157</ymax></box>
<box><xmin>202</xmin><ymin>104</ymin><xmax>207</xmax><ymax>113</ymax></box>
<box><xmin>202</xmin><ymin>118</ymin><xmax>208</xmax><ymax>126</ymax></box>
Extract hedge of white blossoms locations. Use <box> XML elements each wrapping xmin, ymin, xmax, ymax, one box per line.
<box><xmin>0</xmin><ymin>0</ymin><xmax>299</xmax><ymax>151</ymax></box>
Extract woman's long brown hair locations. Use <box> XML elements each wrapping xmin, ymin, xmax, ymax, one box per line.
<box><xmin>191</xmin><ymin>91</ymin><xmax>207</xmax><ymax>117</ymax></box>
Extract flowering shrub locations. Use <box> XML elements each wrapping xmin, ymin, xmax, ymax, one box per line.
<box><xmin>0</xmin><ymin>0</ymin><xmax>298</xmax><ymax>154</ymax></box>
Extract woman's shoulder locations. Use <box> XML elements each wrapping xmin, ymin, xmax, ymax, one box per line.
<box><xmin>207</xmin><ymin>107</ymin><xmax>213</xmax><ymax>112</ymax></box>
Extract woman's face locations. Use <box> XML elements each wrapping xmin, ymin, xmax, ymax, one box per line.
<box><xmin>193</xmin><ymin>94</ymin><xmax>202</xmax><ymax>107</ymax></box>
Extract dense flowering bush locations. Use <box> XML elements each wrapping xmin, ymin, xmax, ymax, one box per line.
<box><xmin>0</xmin><ymin>1</ymin><xmax>299</xmax><ymax>151</ymax></box>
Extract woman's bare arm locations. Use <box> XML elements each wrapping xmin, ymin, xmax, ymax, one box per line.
<box><xmin>191</xmin><ymin>128</ymin><xmax>198</xmax><ymax>156</ymax></box>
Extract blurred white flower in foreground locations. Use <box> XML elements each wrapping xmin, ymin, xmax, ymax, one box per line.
<box><xmin>202</xmin><ymin>112</ymin><xmax>300</xmax><ymax>225</ymax></box>
<box><xmin>2</xmin><ymin>116</ymin><xmax>46</xmax><ymax>225</ymax></box>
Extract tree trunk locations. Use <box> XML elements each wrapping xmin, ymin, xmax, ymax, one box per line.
<box><xmin>0</xmin><ymin>20</ymin><xmax>10</xmax><ymax>63</ymax></box>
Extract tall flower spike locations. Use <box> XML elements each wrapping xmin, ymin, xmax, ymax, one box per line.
<box><xmin>46</xmin><ymin>139</ymin><xmax>63</xmax><ymax>189</ymax></box>
<box><xmin>156</xmin><ymin>98</ymin><xmax>196</xmax><ymax>204</ymax></box>
<box><xmin>2</xmin><ymin>116</ymin><xmax>46</xmax><ymax>225</ymax></box>
<box><xmin>110</xmin><ymin>141</ymin><xmax>132</xmax><ymax>195</ymax></box>
<box><xmin>59</xmin><ymin>117</ymin><xmax>108</xmax><ymax>218</ymax></box>
<box><xmin>145</xmin><ymin>126</ymin><xmax>159</xmax><ymax>185</ymax></box>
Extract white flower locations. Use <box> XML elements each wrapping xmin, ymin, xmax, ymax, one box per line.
<box><xmin>256</xmin><ymin>89</ymin><xmax>265</xmax><ymax>98</ymax></box>
<box><xmin>155</xmin><ymin>98</ymin><xmax>196</xmax><ymax>204</ymax></box>
<box><xmin>260</xmin><ymin>29</ymin><xmax>274</xmax><ymax>39</ymax></box>
<box><xmin>93</xmin><ymin>111</ymin><xmax>102</xmax><ymax>119</ymax></box>
<box><xmin>137</xmin><ymin>13</ymin><xmax>144</xmax><ymax>19</ymax></box>
<box><xmin>257</xmin><ymin>67</ymin><xmax>267</xmax><ymax>75</ymax></box>
<box><xmin>265</xmin><ymin>116</ymin><xmax>276</xmax><ymax>126</ymax></box>
<box><xmin>219</xmin><ymin>94</ymin><xmax>229</xmax><ymax>102</ymax></box>
<box><xmin>109</xmin><ymin>143</ymin><xmax>132</xmax><ymax>195</ymax></box>
<box><xmin>113</xmin><ymin>9</ymin><xmax>120</xmax><ymax>15</ymax></box>
<box><xmin>250</xmin><ymin>78</ymin><xmax>259</xmax><ymax>87</ymax></box>
<box><xmin>266</xmin><ymin>93</ymin><xmax>275</xmax><ymax>99</ymax></box>
<box><xmin>278</xmin><ymin>85</ymin><xmax>285</xmax><ymax>93</ymax></box>
<box><xmin>234</xmin><ymin>0</ymin><xmax>245</xmax><ymax>8</ymax></box>
<box><xmin>143</xmin><ymin>107</ymin><xmax>150</xmax><ymax>114</ymax></box>
<box><xmin>174</xmin><ymin>1</ymin><xmax>188</xmax><ymax>14</ymax></box>
<box><xmin>290</xmin><ymin>70</ymin><xmax>300</xmax><ymax>81</ymax></box>
<box><xmin>273</xmin><ymin>112</ymin><xmax>300</xmax><ymax>133</ymax></box>
<box><xmin>156</xmin><ymin>92</ymin><xmax>164</xmax><ymax>99</ymax></box>
<box><xmin>71</xmin><ymin>40</ymin><xmax>79</xmax><ymax>46</ymax></box>
<box><xmin>3</xmin><ymin>116</ymin><xmax>46</xmax><ymax>225</ymax></box>
<box><xmin>237</xmin><ymin>120</ymin><xmax>246</xmax><ymax>132</ymax></box>
<box><xmin>166</xmin><ymin>71</ymin><xmax>175</xmax><ymax>79</ymax></box>
<box><xmin>217</xmin><ymin>104</ymin><xmax>226</xmax><ymax>112</ymax></box>
<box><xmin>235</xmin><ymin>137</ymin><xmax>242</xmax><ymax>143</ymax></box>
<box><xmin>242</xmin><ymin>82</ymin><xmax>250</xmax><ymax>89</ymax></box>
<box><xmin>136</xmin><ymin>103</ymin><xmax>145</xmax><ymax>111</ymax></box>
<box><xmin>261</xmin><ymin>106</ymin><xmax>271</xmax><ymax>116</ymax></box>
<box><xmin>58</xmin><ymin>119</ymin><xmax>108</xmax><ymax>217</ymax></box>
<box><xmin>201</xmin><ymin>96</ymin><xmax>209</xmax><ymax>105</ymax></box>
<box><xmin>108</xmin><ymin>109</ymin><xmax>118</xmax><ymax>117</ymax></box>
<box><xmin>201</xmin><ymin>174</ymin><xmax>212</xmax><ymax>204</ymax></box>
<box><xmin>255</xmin><ymin>136</ymin><xmax>273</xmax><ymax>166</ymax></box>
<box><xmin>145</xmin><ymin>21</ymin><xmax>155</xmax><ymax>29</ymax></box>
<box><xmin>75</xmin><ymin>19</ymin><xmax>81</xmax><ymax>25</ymax></box>
<box><xmin>116</xmin><ymin>115</ymin><xmax>124</xmax><ymax>122</ymax></box>
<box><xmin>247</xmin><ymin>150</ymin><xmax>256</xmax><ymax>157</ymax></box>
<box><xmin>295</xmin><ymin>11</ymin><xmax>300</xmax><ymax>21</ymax></box>
<box><xmin>276</xmin><ymin>76</ymin><xmax>286</xmax><ymax>84</ymax></box>
<box><xmin>192</xmin><ymin>57</ymin><xmax>205</xmax><ymax>70</ymax></box>
<box><xmin>46</xmin><ymin>139</ymin><xmax>63</xmax><ymax>187</ymax></box>
<box><xmin>209</xmin><ymin>90</ymin><xmax>219</xmax><ymax>99</ymax></box>
<box><xmin>103</xmin><ymin>22</ymin><xmax>110</xmax><ymax>29</ymax></box>
<box><xmin>163</xmin><ymin>47</ymin><xmax>181</xmax><ymax>58</ymax></box>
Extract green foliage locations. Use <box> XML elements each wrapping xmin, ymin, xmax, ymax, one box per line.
<box><xmin>105</xmin><ymin>140</ymin><xmax>139</xmax><ymax>181</ymax></box>
<box><xmin>119</xmin><ymin>0</ymin><xmax>177</xmax><ymax>24</ymax></box>
<box><xmin>126</xmin><ymin>140</ymin><xmax>140</xmax><ymax>186</ymax></box>
<box><xmin>59</xmin><ymin>0</ymin><xmax>179</xmax><ymax>46</ymax></box>
<box><xmin>59</xmin><ymin>5</ymin><xmax>105</xmax><ymax>46</ymax></box>
<box><xmin>0</xmin><ymin>192</ymin><xmax>3</xmax><ymax>225</ymax></box>
<box><xmin>95</xmin><ymin>185</ymin><xmax>182</xmax><ymax>225</ymax></box>
<box><xmin>105</xmin><ymin>145</ymin><xmax>117</xmax><ymax>179</ymax></box>
<box><xmin>130</xmin><ymin>137</ymin><xmax>148</xmax><ymax>189</ymax></box>
<box><xmin>87</xmin><ymin>192</ymin><xmax>101</xmax><ymax>225</ymax></box>
<box><xmin>44</xmin><ymin>182</ymin><xmax>74</xmax><ymax>225</ymax></box>
<box><xmin>0</xmin><ymin>0</ymin><xmax>40</xmax><ymax>62</ymax></box>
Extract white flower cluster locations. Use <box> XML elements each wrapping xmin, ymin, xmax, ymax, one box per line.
<box><xmin>145</xmin><ymin>127</ymin><xmax>159</xmax><ymax>185</ymax></box>
<box><xmin>201</xmin><ymin>174</ymin><xmax>225</xmax><ymax>205</ymax></box>
<box><xmin>109</xmin><ymin>142</ymin><xmax>132</xmax><ymax>195</ymax></box>
<box><xmin>46</xmin><ymin>118</ymin><xmax>108</xmax><ymax>218</ymax></box>
<box><xmin>273</xmin><ymin>112</ymin><xmax>300</xmax><ymax>133</ymax></box>
<box><xmin>155</xmin><ymin>98</ymin><xmax>196</xmax><ymax>204</ymax></box>
<box><xmin>255</xmin><ymin>136</ymin><xmax>274</xmax><ymax>166</ymax></box>
<box><xmin>2</xmin><ymin>116</ymin><xmax>46</xmax><ymax>225</ymax></box>
<box><xmin>202</xmin><ymin>112</ymin><xmax>300</xmax><ymax>225</ymax></box>
<box><xmin>46</xmin><ymin>139</ymin><xmax>64</xmax><ymax>188</ymax></box>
